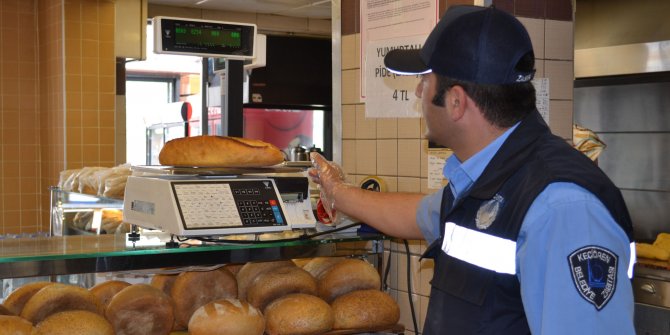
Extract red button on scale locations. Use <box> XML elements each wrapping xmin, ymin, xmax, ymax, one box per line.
<box><xmin>269</xmin><ymin>199</ymin><xmax>277</xmax><ymax>206</ymax></box>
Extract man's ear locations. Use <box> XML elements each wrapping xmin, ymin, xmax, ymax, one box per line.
<box><xmin>448</xmin><ymin>85</ymin><xmax>468</xmax><ymax>120</ymax></box>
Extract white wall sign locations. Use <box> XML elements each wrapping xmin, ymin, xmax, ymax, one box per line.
<box><xmin>360</xmin><ymin>0</ymin><xmax>438</xmax><ymax>103</ymax></box>
<box><xmin>365</xmin><ymin>35</ymin><xmax>425</xmax><ymax>118</ymax></box>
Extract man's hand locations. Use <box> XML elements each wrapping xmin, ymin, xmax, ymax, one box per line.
<box><xmin>308</xmin><ymin>152</ymin><xmax>347</xmax><ymax>221</ymax></box>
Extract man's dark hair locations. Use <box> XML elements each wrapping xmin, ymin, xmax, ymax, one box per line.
<box><xmin>431</xmin><ymin>52</ymin><xmax>537</xmax><ymax>128</ymax></box>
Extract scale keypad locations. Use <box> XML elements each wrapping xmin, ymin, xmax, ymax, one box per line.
<box><xmin>172</xmin><ymin>179</ymin><xmax>286</xmax><ymax>230</ymax></box>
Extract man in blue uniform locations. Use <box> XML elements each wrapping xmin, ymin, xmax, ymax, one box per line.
<box><xmin>309</xmin><ymin>5</ymin><xmax>636</xmax><ymax>334</ymax></box>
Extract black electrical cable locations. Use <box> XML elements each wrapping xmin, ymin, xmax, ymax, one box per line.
<box><xmin>175</xmin><ymin>222</ymin><xmax>363</xmax><ymax>245</ymax></box>
<box><xmin>382</xmin><ymin>244</ymin><xmax>392</xmax><ymax>291</ymax></box>
<box><xmin>404</xmin><ymin>239</ymin><xmax>419</xmax><ymax>334</ymax></box>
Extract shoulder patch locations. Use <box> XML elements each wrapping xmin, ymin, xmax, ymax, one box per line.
<box><xmin>568</xmin><ymin>245</ymin><xmax>618</xmax><ymax>310</ymax></box>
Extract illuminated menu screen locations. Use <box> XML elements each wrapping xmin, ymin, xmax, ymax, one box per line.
<box><xmin>158</xmin><ymin>18</ymin><xmax>255</xmax><ymax>58</ymax></box>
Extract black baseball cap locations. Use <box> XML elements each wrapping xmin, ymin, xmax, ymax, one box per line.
<box><xmin>384</xmin><ymin>5</ymin><xmax>535</xmax><ymax>84</ymax></box>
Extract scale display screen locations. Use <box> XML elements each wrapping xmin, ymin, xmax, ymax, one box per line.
<box><xmin>154</xmin><ymin>17</ymin><xmax>256</xmax><ymax>59</ymax></box>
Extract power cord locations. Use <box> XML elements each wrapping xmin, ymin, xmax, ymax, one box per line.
<box><xmin>404</xmin><ymin>239</ymin><xmax>419</xmax><ymax>334</ymax></box>
<box><xmin>175</xmin><ymin>222</ymin><xmax>363</xmax><ymax>244</ymax></box>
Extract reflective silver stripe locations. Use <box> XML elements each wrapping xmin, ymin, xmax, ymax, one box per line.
<box><xmin>629</xmin><ymin>242</ymin><xmax>636</xmax><ymax>279</ymax></box>
<box><xmin>441</xmin><ymin>221</ymin><xmax>517</xmax><ymax>275</ymax></box>
<box><xmin>441</xmin><ymin>222</ymin><xmax>638</xmax><ymax>279</ymax></box>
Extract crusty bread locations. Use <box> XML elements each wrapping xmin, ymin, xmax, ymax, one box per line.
<box><xmin>150</xmin><ymin>273</ymin><xmax>179</xmax><ymax>295</ymax></box>
<box><xmin>188</xmin><ymin>298</ymin><xmax>264</xmax><ymax>335</ymax></box>
<box><xmin>33</xmin><ymin>310</ymin><xmax>114</xmax><ymax>335</ymax></box>
<box><xmin>171</xmin><ymin>268</ymin><xmax>238</xmax><ymax>329</ymax></box>
<box><xmin>2</xmin><ymin>281</ymin><xmax>54</xmax><ymax>316</ymax></box>
<box><xmin>301</xmin><ymin>257</ymin><xmax>345</xmax><ymax>279</ymax></box>
<box><xmin>105</xmin><ymin>284</ymin><xmax>175</xmax><ymax>335</ymax></box>
<box><xmin>20</xmin><ymin>283</ymin><xmax>103</xmax><ymax>324</ymax></box>
<box><xmin>0</xmin><ymin>305</ymin><xmax>13</xmax><ymax>316</ymax></box>
<box><xmin>247</xmin><ymin>266</ymin><xmax>318</xmax><ymax>311</ymax></box>
<box><xmin>89</xmin><ymin>280</ymin><xmax>131</xmax><ymax>310</ymax></box>
<box><xmin>331</xmin><ymin>289</ymin><xmax>400</xmax><ymax>330</ymax></box>
<box><xmin>0</xmin><ymin>315</ymin><xmax>34</xmax><ymax>334</ymax></box>
<box><xmin>264</xmin><ymin>293</ymin><xmax>333</xmax><ymax>335</ymax></box>
<box><xmin>158</xmin><ymin>135</ymin><xmax>285</xmax><ymax>167</ymax></box>
<box><xmin>317</xmin><ymin>258</ymin><xmax>381</xmax><ymax>302</ymax></box>
<box><xmin>236</xmin><ymin>260</ymin><xmax>295</xmax><ymax>300</ymax></box>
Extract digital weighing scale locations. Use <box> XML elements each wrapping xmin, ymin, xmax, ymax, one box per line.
<box><xmin>123</xmin><ymin>166</ymin><xmax>317</xmax><ymax>236</ymax></box>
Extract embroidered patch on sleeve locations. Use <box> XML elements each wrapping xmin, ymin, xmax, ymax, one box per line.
<box><xmin>568</xmin><ymin>245</ymin><xmax>618</xmax><ymax>310</ymax></box>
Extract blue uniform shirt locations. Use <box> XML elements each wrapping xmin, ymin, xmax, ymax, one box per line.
<box><xmin>416</xmin><ymin>125</ymin><xmax>635</xmax><ymax>334</ymax></box>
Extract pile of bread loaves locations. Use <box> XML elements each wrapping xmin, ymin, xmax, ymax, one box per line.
<box><xmin>58</xmin><ymin>164</ymin><xmax>131</xmax><ymax>199</ymax></box>
<box><xmin>0</xmin><ymin>257</ymin><xmax>399</xmax><ymax>335</ymax></box>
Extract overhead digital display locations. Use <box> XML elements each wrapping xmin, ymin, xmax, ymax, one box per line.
<box><xmin>153</xmin><ymin>17</ymin><xmax>256</xmax><ymax>59</ymax></box>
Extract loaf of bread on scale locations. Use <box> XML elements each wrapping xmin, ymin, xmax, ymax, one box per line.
<box><xmin>158</xmin><ymin>135</ymin><xmax>285</xmax><ymax>167</ymax></box>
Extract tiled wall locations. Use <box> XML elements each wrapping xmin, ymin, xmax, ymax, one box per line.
<box><xmin>63</xmin><ymin>0</ymin><xmax>116</xmax><ymax>170</ymax></box>
<box><xmin>0</xmin><ymin>0</ymin><xmax>43</xmax><ymax>233</ymax></box>
<box><xmin>0</xmin><ymin>0</ymin><xmax>116</xmax><ymax>233</ymax></box>
<box><xmin>341</xmin><ymin>1</ymin><xmax>574</xmax><ymax>333</ymax></box>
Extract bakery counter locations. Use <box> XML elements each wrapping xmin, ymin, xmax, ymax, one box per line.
<box><xmin>0</xmin><ymin>232</ymin><xmax>387</xmax><ymax>279</ymax></box>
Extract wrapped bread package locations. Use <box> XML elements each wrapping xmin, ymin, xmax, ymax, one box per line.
<box><xmin>158</xmin><ymin>135</ymin><xmax>285</xmax><ymax>167</ymax></box>
<box><xmin>573</xmin><ymin>124</ymin><xmax>606</xmax><ymax>161</ymax></box>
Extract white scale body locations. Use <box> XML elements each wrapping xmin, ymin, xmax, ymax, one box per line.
<box><xmin>123</xmin><ymin>175</ymin><xmax>313</xmax><ymax>236</ymax></box>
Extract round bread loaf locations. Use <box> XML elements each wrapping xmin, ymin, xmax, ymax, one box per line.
<box><xmin>105</xmin><ymin>284</ymin><xmax>175</xmax><ymax>335</ymax></box>
<box><xmin>171</xmin><ymin>268</ymin><xmax>237</xmax><ymax>329</ymax></box>
<box><xmin>223</xmin><ymin>263</ymin><xmax>244</xmax><ymax>276</ymax></box>
<box><xmin>2</xmin><ymin>281</ymin><xmax>54</xmax><ymax>315</ymax></box>
<box><xmin>236</xmin><ymin>260</ymin><xmax>295</xmax><ymax>300</ymax></box>
<box><xmin>20</xmin><ymin>283</ymin><xmax>103</xmax><ymax>324</ymax></box>
<box><xmin>301</xmin><ymin>257</ymin><xmax>344</xmax><ymax>279</ymax></box>
<box><xmin>331</xmin><ymin>289</ymin><xmax>400</xmax><ymax>330</ymax></box>
<box><xmin>150</xmin><ymin>273</ymin><xmax>178</xmax><ymax>295</ymax></box>
<box><xmin>89</xmin><ymin>280</ymin><xmax>131</xmax><ymax>310</ymax></box>
<box><xmin>265</xmin><ymin>293</ymin><xmax>334</xmax><ymax>335</ymax></box>
<box><xmin>0</xmin><ymin>304</ymin><xmax>13</xmax><ymax>316</ymax></box>
<box><xmin>33</xmin><ymin>310</ymin><xmax>114</xmax><ymax>335</ymax></box>
<box><xmin>188</xmin><ymin>298</ymin><xmax>264</xmax><ymax>335</ymax></box>
<box><xmin>317</xmin><ymin>258</ymin><xmax>381</xmax><ymax>302</ymax></box>
<box><xmin>0</xmin><ymin>315</ymin><xmax>34</xmax><ymax>334</ymax></box>
<box><xmin>247</xmin><ymin>266</ymin><xmax>318</xmax><ymax>311</ymax></box>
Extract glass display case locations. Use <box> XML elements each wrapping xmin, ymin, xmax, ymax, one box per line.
<box><xmin>49</xmin><ymin>187</ymin><xmax>125</xmax><ymax>237</ymax></box>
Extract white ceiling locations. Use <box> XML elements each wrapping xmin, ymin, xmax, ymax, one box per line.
<box><xmin>148</xmin><ymin>0</ymin><xmax>332</xmax><ymax>19</ymax></box>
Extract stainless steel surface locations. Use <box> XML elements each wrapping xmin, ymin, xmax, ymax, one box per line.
<box><xmin>574</xmin><ymin>78</ymin><xmax>670</xmax><ymax>241</ymax></box>
<box><xmin>573</xmin><ymin>82</ymin><xmax>670</xmax><ymax>132</ymax></box>
<box><xmin>635</xmin><ymin>303</ymin><xmax>670</xmax><ymax>335</ymax></box>
<box><xmin>331</xmin><ymin>0</ymin><xmax>342</xmax><ymax>166</ymax></box>
<box><xmin>622</xmin><ymin>190</ymin><xmax>670</xmax><ymax>241</ymax></box>
<box><xmin>634</xmin><ymin>276</ymin><xmax>670</xmax><ymax>308</ymax></box>
<box><xmin>575</xmin><ymin>42</ymin><xmax>670</xmax><ymax>78</ymax></box>
<box><xmin>595</xmin><ymin>133</ymin><xmax>670</xmax><ymax>191</ymax></box>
